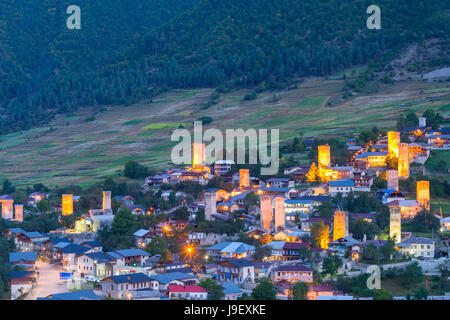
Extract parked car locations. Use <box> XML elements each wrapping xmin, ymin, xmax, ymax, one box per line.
<box><xmin>84</xmin><ymin>275</ymin><xmax>99</xmax><ymax>283</ymax></box>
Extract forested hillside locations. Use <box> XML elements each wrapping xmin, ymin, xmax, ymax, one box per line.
<box><xmin>0</xmin><ymin>0</ymin><xmax>449</xmax><ymax>133</ymax></box>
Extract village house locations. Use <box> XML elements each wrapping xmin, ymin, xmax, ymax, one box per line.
<box><xmin>282</xmin><ymin>242</ymin><xmax>312</xmax><ymax>261</ymax></box>
<box><xmin>267</xmin><ymin>178</ymin><xmax>295</xmax><ymax>188</ymax></box>
<box><xmin>8</xmin><ymin>252</ymin><xmax>38</xmax><ymax>270</ymax></box>
<box><xmin>14</xmin><ymin>231</ymin><xmax>49</xmax><ymax>252</ymax></box>
<box><xmin>328</xmin><ymin>180</ymin><xmax>355</xmax><ymax>197</ymax></box>
<box><xmin>221</xmin><ymin>282</ymin><xmax>245</xmax><ymax>300</ymax></box>
<box><xmin>396</xmin><ymin>237</ymin><xmax>435</xmax><ymax>259</ymax></box>
<box><xmin>203</xmin><ymin>242</ymin><xmax>255</xmax><ymax>260</ymax></box>
<box><xmin>133</xmin><ymin>229</ymin><xmax>153</xmax><ymax>248</ymax></box>
<box><xmin>102</xmin><ymin>273</ymin><xmax>153</xmax><ymax>299</ymax></box>
<box><xmin>77</xmin><ymin>252</ymin><xmax>116</xmax><ymax>279</ymax></box>
<box><xmin>217</xmin><ymin>259</ymin><xmax>255</xmax><ymax>284</ymax></box>
<box><xmin>149</xmin><ymin>272</ymin><xmax>198</xmax><ymax>291</ymax></box>
<box><xmin>168</xmin><ymin>284</ymin><xmax>208</xmax><ymax>300</ymax></box>
<box><xmin>263</xmin><ymin>241</ymin><xmax>286</xmax><ymax>261</ymax></box>
<box><xmin>8</xmin><ymin>271</ymin><xmax>36</xmax><ymax>300</ymax></box>
<box><xmin>270</xmin><ymin>265</ymin><xmax>313</xmax><ymax>283</ymax></box>
<box><xmin>307</xmin><ymin>284</ymin><xmax>336</xmax><ymax>300</ymax></box>
<box><xmin>108</xmin><ymin>248</ymin><xmax>151</xmax><ymax>267</ymax></box>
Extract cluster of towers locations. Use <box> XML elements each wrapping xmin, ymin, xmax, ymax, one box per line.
<box><xmin>0</xmin><ymin>196</ymin><xmax>24</xmax><ymax>222</ymax></box>
<box><xmin>387</xmin><ymin>131</ymin><xmax>409</xmax><ymax>179</ymax></box>
<box><xmin>62</xmin><ymin>191</ymin><xmax>112</xmax><ymax>216</ymax></box>
<box><xmin>259</xmin><ymin>194</ymin><xmax>285</xmax><ymax>233</ymax></box>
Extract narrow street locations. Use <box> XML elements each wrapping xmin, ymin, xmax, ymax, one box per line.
<box><xmin>25</xmin><ymin>261</ymin><xmax>69</xmax><ymax>300</ymax></box>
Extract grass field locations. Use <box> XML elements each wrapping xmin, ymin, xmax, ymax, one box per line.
<box><xmin>0</xmin><ymin>76</ymin><xmax>449</xmax><ymax>188</ymax></box>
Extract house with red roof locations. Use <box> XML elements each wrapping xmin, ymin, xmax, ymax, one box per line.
<box><xmin>168</xmin><ymin>284</ymin><xmax>207</xmax><ymax>300</ymax></box>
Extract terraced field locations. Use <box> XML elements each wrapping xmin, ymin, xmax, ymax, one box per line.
<box><xmin>0</xmin><ymin>77</ymin><xmax>449</xmax><ymax>188</ymax></box>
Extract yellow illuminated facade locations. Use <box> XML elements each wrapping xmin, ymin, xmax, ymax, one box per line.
<box><xmin>416</xmin><ymin>180</ymin><xmax>430</xmax><ymax>211</ymax></box>
<box><xmin>398</xmin><ymin>143</ymin><xmax>409</xmax><ymax>179</ymax></box>
<box><xmin>62</xmin><ymin>194</ymin><xmax>74</xmax><ymax>216</ymax></box>
<box><xmin>388</xmin><ymin>131</ymin><xmax>400</xmax><ymax>158</ymax></box>
<box><xmin>192</xmin><ymin>142</ymin><xmax>206</xmax><ymax>168</ymax></box>
<box><xmin>239</xmin><ymin>169</ymin><xmax>250</xmax><ymax>188</ymax></box>
<box><xmin>332</xmin><ymin>211</ymin><xmax>346</xmax><ymax>241</ymax></box>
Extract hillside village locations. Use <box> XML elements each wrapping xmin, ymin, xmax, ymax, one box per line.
<box><xmin>0</xmin><ymin>113</ymin><xmax>449</xmax><ymax>301</ymax></box>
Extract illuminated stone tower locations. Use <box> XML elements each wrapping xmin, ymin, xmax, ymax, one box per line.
<box><xmin>387</xmin><ymin>170</ymin><xmax>399</xmax><ymax>191</ymax></box>
<box><xmin>274</xmin><ymin>197</ymin><xmax>285</xmax><ymax>229</ymax></box>
<box><xmin>14</xmin><ymin>205</ymin><xmax>23</xmax><ymax>223</ymax></box>
<box><xmin>416</xmin><ymin>180</ymin><xmax>430</xmax><ymax>211</ymax></box>
<box><xmin>0</xmin><ymin>198</ymin><xmax>14</xmax><ymax>220</ymax></box>
<box><xmin>260</xmin><ymin>194</ymin><xmax>273</xmax><ymax>233</ymax></box>
<box><xmin>398</xmin><ymin>143</ymin><xmax>409</xmax><ymax>179</ymax></box>
<box><xmin>204</xmin><ymin>191</ymin><xmax>216</xmax><ymax>221</ymax></box>
<box><xmin>239</xmin><ymin>169</ymin><xmax>250</xmax><ymax>188</ymax></box>
<box><xmin>62</xmin><ymin>194</ymin><xmax>74</xmax><ymax>216</ymax></box>
<box><xmin>318</xmin><ymin>145</ymin><xmax>331</xmax><ymax>169</ymax></box>
<box><xmin>389</xmin><ymin>206</ymin><xmax>402</xmax><ymax>243</ymax></box>
<box><xmin>192</xmin><ymin>142</ymin><xmax>206</xmax><ymax>167</ymax></box>
<box><xmin>333</xmin><ymin>211</ymin><xmax>347</xmax><ymax>241</ymax></box>
<box><xmin>388</xmin><ymin>131</ymin><xmax>400</xmax><ymax>158</ymax></box>
<box><xmin>103</xmin><ymin>191</ymin><xmax>112</xmax><ymax>211</ymax></box>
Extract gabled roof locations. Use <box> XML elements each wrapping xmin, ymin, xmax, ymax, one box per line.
<box><xmin>282</xmin><ymin>242</ymin><xmax>311</xmax><ymax>250</ymax></box>
<box><xmin>222</xmin><ymin>282</ymin><xmax>244</xmax><ymax>295</ymax></box>
<box><xmin>206</xmin><ymin>242</ymin><xmax>255</xmax><ymax>254</ymax></box>
<box><xmin>9</xmin><ymin>252</ymin><xmax>37</xmax><ymax>263</ymax></box>
<box><xmin>169</xmin><ymin>285</ymin><xmax>207</xmax><ymax>293</ymax></box>
<box><xmin>329</xmin><ymin>180</ymin><xmax>355</xmax><ymax>187</ymax></box>
<box><xmin>105</xmin><ymin>273</ymin><xmax>151</xmax><ymax>284</ymax></box>
<box><xmin>8</xmin><ymin>271</ymin><xmax>35</xmax><ymax>279</ymax></box>
<box><xmin>149</xmin><ymin>272</ymin><xmax>196</xmax><ymax>284</ymax></box>
<box><xmin>37</xmin><ymin>290</ymin><xmax>102</xmax><ymax>300</ymax></box>
<box><xmin>273</xmin><ymin>265</ymin><xmax>312</xmax><ymax>272</ymax></box>
<box><xmin>81</xmin><ymin>240</ymin><xmax>103</xmax><ymax>248</ymax></box>
<box><xmin>397</xmin><ymin>236</ymin><xmax>434</xmax><ymax>247</ymax></box>
<box><xmin>133</xmin><ymin>229</ymin><xmax>151</xmax><ymax>237</ymax></box>
<box><xmin>221</xmin><ymin>259</ymin><xmax>255</xmax><ymax>267</ymax></box>
<box><xmin>114</xmin><ymin>248</ymin><xmax>150</xmax><ymax>257</ymax></box>
<box><xmin>6</xmin><ymin>228</ymin><xmax>25</xmax><ymax>234</ymax></box>
<box><xmin>82</xmin><ymin>252</ymin><xmax>115</xmax><ymax>263</ymax></box>
<box><xmin>60</xmin><ymin>244</ymin><xmax>91</xmax><ymax>255</ymax></box>
<box><xmin>23</xmin><ymin>231</ymin><xmax>47</xmax><ymax>239</ymax></box>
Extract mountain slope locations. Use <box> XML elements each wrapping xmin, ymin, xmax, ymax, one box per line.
<box><xmin>0</xmin><ymin>0</ymin><xmax>449</xmax><ymax>133</ymax></box>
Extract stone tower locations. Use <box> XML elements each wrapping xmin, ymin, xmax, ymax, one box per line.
<box><xmin>398</xmin><ymin>143</ymin><xmax>409</xmax><ymax>179</ymax></box>
<box><xmin>318</xmin><ymin>145</ymin><xmax>331</xmax><ymax>169</ymax></box>
<box><xmin>387</xmin><ymin>170</ymin><xmax>399</xmax><ymax>191</ymax></box>
<box><xmin>388</xmin><ymin>131</ymin><xmax>400</xmax><ymax>158</ymax></box>
<box><xmin>274</xmin><ymin>197</ymin><xmax>285</xmax><ymax>229</ymax></box>
<box><xmin>14</xmin><ymin>205</ymin><xmax>23</xmax><ymax>223</ymax></box>
<box><xmin>333</xmin><ymin>211</ymin><xmax>347</xmax><ymax>241</ymax></box>
<box><xmin>103</xmin><ymin>191</ymin><xmax>112</xmax><ymax>211</ymax></box>
<box><xmin>389</xmin><ymin>206</ymin><xmax>402</xmax><ymax>243</ymax></box>
<box><xmin>260</xmin><ymin>194</ymin><xmax>273</xmax><ymax>233</ymax></box>
<box><xmin>192</xmin><ymin>142</ymin><xmax>206</xmax><ymax>167</ymax></box>
<box><xmin>62</xmin><ymin>194</ymin><xmax>74</xmax><ymax>216</ymax></box>
<box><xmin>204</xmin><ymin>191</ymin><xmax>217</xmax><ymax>221</ymax></box>
<box><xmin>239</xmin><ymin>169</ymin><xmax>250</xmax><ymax>189</ymax></box>
<box><xmin>0</xmin><ymin>197</ymin><xmax>14</xmax><ymax>220</ymax></box>
<box><xmin>416</xmin><ymin>180</ymin><xmax>430</xmax><ymax>211</ymax></box>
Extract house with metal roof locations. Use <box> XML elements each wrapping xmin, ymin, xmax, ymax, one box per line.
<box><xmin>396</xmin><ymin>236</ymin><xmax>435</xmax><ymax>259</ymax></box>
<box><xmin>9</xmin><ymin>252</ymin><xmax>37</xmax><ymax>269</ymax></box>
<box><xmin>102</xmin><ymin>272</ymin><xmax>153</xmax><ymax>299</ymax></box>
<box><xmin>37</xmin><ymin>290</ymin><xmax>102</xmax><ymax>300</ymax></box>
<box><xmin>149</xmin><ymin>272</ymin><xmax>198</xmax><ymax>290</ymax></box>
<box><xmin>203</xmin><ymin>241</ymin><xmax>255</xmax><ymax>260</ymax></box>
<box><xmin>270</xmin><ymin>264</ymin><xmax>313</xmax><ymax>283</ymax></box>
<box><xmin>221</xmin><ymin>282</ymin><xmax>245</xmax><ymax>300</ymax></box>
<box><xmin>328</xmin><ymin>179</ymin><xmax>355</xmax><ymax>196</ymax></box>
<box><xmin>217</xmin><ymin>259</ymin><xmax>255</xmax><ymax>284</ymax></box>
